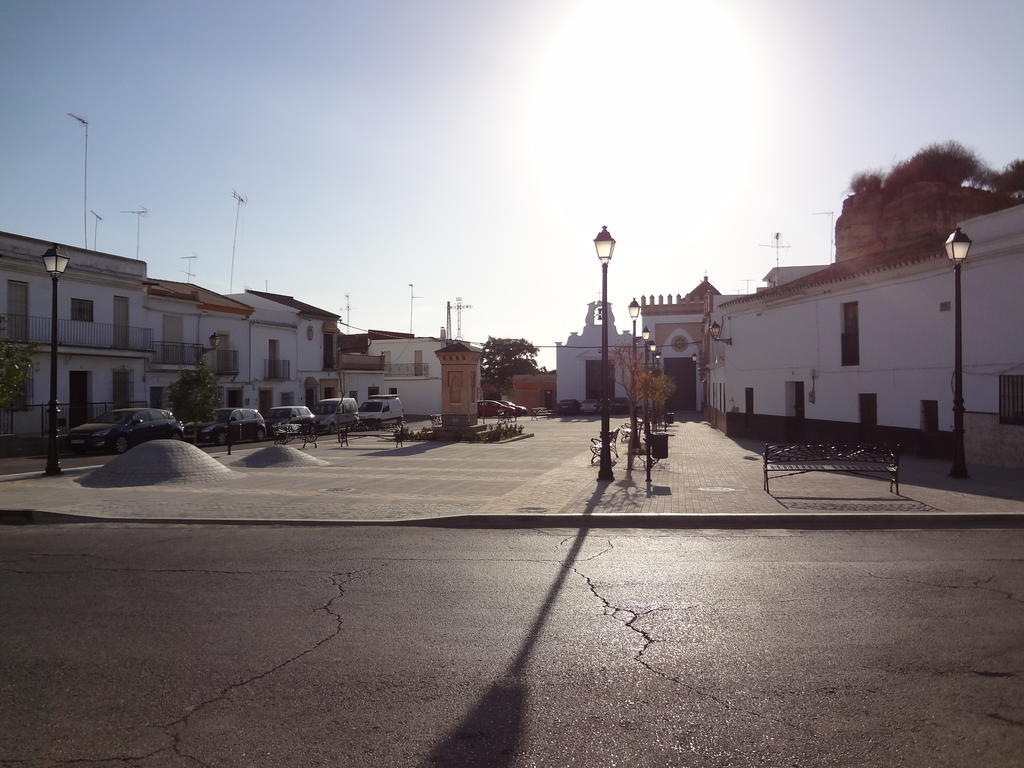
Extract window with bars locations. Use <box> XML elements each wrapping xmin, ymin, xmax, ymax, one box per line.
<box><xmin>841</xmin><ymin>302</ymin><xmax>859</xmax><ymax>366</ymax></box>
<box><xmin>999</xmin><ymin>375</ymin><xmax>1024</xmax><ymax>425</ymax></box>
<box><xmin>71</xmin><ymin>298</ymin><xmax>94</xmax><ymax>322</ymax></box>
<box><xmin>112</xmin><ymin>368</ymin><xmax>133</xmax><ymax>408</ymax></box>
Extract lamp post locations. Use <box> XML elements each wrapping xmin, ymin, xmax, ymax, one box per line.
<box><xmin>42</xmin><ymin>245</ymin><xmax>70</xmax><ymax>476</ymax></box>
<box><xmin>594</xmin><ymin>226</ymin><xmax>615</xmax><ymax>482</ymax></box>
<box><xmin>628</xmin><ymin>298</ymin><xmax>641</xmax><ymax>462</ymax></box>
<box><xmin>945</xmin><ymin>226</ymin><xmax>971</xmax><ymax>478</ymax></box>
<box><xmin>645</xmin><ymin>338</ymin><xmax>655</xmax><ymax>483</ymax></box>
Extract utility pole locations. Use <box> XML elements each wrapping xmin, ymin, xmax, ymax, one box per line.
<box><xmin>67</xmin><ymin>113</ymin><xmax>88</xmax><ymax>248</ymax></box>
<box><xmin>408</xmin><ymin>284</ymin><xmax>422</xmax><ymax>334</ymax></box>
<box><xmin>90</xmin><ymin>210</ymin><xmax>102</xmax><ymax>251</ymax></box>
<box><xmin>229</xmin><ymin>190</ymin><xmax>247</xmax><ymax>293</ymax></box>
<box><xmin>453</xmin><ymin>296</ymin><xmax>472</xmax><ymax>339</ymax></box>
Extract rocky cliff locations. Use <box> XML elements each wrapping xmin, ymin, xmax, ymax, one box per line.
<box><xmin>835</xmin><ymin>183</ymin><xmax>1010</xmax><ymax>263</ymax></box>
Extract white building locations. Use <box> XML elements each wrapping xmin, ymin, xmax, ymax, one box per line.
<box><xmin>555</xmin><ymin>301</ymin><xmax>632</xmax><ymax>403</ymax></box>
<box><xmin>707</xmin><ymin>204</ymin><xmax>1024</xmax><ymax>467</ymax></box>
<box><xmin>1</xmin><ymin>232</ymin><xmax>152</xmax><ymax>439</ymax></box>
<box><xmin>143</xmin><ymin>279</ymin><xmax>254</xmax><ymax>409</ymax></box>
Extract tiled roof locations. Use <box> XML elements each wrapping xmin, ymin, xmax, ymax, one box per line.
<box><xmin>246</xmin><ymin>289</ymin><xmax>339</xmax><ymax>319</ymax></box>
<box><xmin>683</xmin><ymin>277</ymin><xmax>721</xmax><ymax>301</ymax></box>
<box><xmin>720</xmin><ymin>238</ymin><xmax>945</xmax><ymax>308</ymax></box>
<box><xmin>145</xmin><ymin>279</ymin><xmax>254</xmax><ymax>314</ymax></box>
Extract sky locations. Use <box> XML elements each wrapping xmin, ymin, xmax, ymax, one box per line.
<box><xmin>2</xmin><ymin>0</ymin><xmax>1021</xmax><ymax>370</ymax></box>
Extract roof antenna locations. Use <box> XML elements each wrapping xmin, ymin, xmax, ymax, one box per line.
<box><xmin>812</xmin><ymin>211</ymin><xmax>835</xmax><ymax>262</ymax></box>
<box><xmin>120</xmin><ymin>207</ymin><xmax>149</xmax><ymax>259</ymax></box>
<box><xmin>454</xmin><ymin>296</ymin><xmax>472</xmax><ymax>340</ymax></box>
<box><xmin>408</xmin><ymin>284</ymin><xmax>422</xmax><ymax>333</ymax></box>
<box><xmin>759</xmin><ymin>231</ymin><xmax>791</xmax><ymax>273</ymax></box>
<box><xmin>90</xmin><ymin>210</ymin><xmax>102</xmax><ymax>251</ymax></box>
<box><xmin>181</xmin><ymin>253</ymin><xmax>198</xmax><ymax>283</ymax></box>
<box><xmin>229</xmin><ymin>190</ymin><xmax>247</xmax><ymax>293</ymax></box>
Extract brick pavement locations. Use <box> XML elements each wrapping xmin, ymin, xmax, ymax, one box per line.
<box><xmin>1</xmin><ymin>416</ymin><xmax>1022</xmax><ymax>525</ymax></box>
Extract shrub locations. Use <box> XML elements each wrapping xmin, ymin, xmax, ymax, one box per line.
<box><xmin>883</xmin><ymin>141</ymin><xmax>990</xmax><ymax>197</ymax></box>
<box><xmin>849</xmin><ymin>170</ymin><xmax>884</xmax><ymax>195</ymax></box>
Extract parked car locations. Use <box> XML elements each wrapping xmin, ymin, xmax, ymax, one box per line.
<box><xmin>357</xmin><ymin>395</ymin><xmax>404</xmax><ymax>429</ymax></box>
<box><xmin>67</xmin><ymin>407</ymin><xmax>184</xmax><ymax>454</ymax></box>
<box><xmin>556</xmin><ymin>398</ymin><xmax>581</xmax><ymax>415</ymax></box>
<box><xmin>579</xmin><ymin>399</ymin><xmax>600</xmax><ymax>414</ymax></box>
<box><xmin>196</xmin><ymin>408</ymin><xmax>266</xmax><ymax>445</ymax></box>
<box><xmin>264</xmin><ymin>405</ymin><xmax>316</xmax><ymax>437</ymax></box>
<box><xmin>315</xmin><ymin>397</ymin><xmax>360</xmax><ymax>433</ymax></box>
<box><xmin>477</xmin><ymin>399</ymin><xmax>514</xmax><ymax>418</ymax></box>
<box><xmin>611</xmin><ymin>397</ymin><xmax>630</xmax><ymax>414</ymax></box>
<box><xmin>497</xmin><ymin>400</ymin><xmax>529</xmax><ymax>417</ymax></box>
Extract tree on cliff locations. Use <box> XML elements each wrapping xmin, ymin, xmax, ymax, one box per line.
<box><xmin>849</xmin><ymin>141</ymin><xmax>996</xmax><ymax>198</ymax></box>
<box><xmin>480</xmin><ymin>337</ymin><xmax>542</xmax><ymax>396</ymax></box>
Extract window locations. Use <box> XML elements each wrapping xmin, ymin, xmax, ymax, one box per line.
<box><xmin>388</xmin><ymin>387</ymin><xmax>398</xmax><ymax>395</ymax></box>
<box><xmin>745</xmin><ymin>387</ymin><xmax>754</xmax><ymax>427</ymax></box>
<box><xmin>6</xmin><ymin>280</ymin><xmax>29</xmax><ymax>340</ymax></box>
<box><xmin>841</xmin><ymin>301</ymin><xmax>859</xmax><ymax>366</ymax></box>
<box><xmin>368</xmin><ymin>385</ymin><xmax>379</xmax><ymax>397</ymax></box>
<box><xmin>999</xmin><ymin>375</ymin><xmax>1024</xmax><ymax>425</ymax></box>
<box><xmin>71</xmin><ymin>298</ymin><xmax>94</xmax><ymax>322</ymax></box>
<box><xmin>921</xmin><ymin>400</ymin><xmax>939</xmax><ymax>432</ymax></box>
<box><xmin>348</xmin><ymin>390</ymin><xmax>358</xmax><ymax>399</ymax></box>
<box><xmin>280</xmin><ymin>391</ymin><xmax>294</xmax><ymax>406</ymax></box>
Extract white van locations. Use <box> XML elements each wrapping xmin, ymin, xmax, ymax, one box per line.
<box><xmin>357</xmin><ymin>394</ymin><xmax>404</xmax><ymax>429</ymax></box>
<box><xmin>315</xmin><ymin>397</ymin><xmax>359</xmax><ymax>433</ymax></box>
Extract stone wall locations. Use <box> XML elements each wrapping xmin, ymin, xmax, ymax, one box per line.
<box><xmin>835</xmin><ymin>183</ymin><xmax>1009</xmax><ymax>263</ymax></box>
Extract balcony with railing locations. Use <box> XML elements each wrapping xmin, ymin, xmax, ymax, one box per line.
<box><xmin>151</xmin><ymin>341</ymin><xmax>206</xmax><ymax>366</ymax></box>
<box><xmin>265</xmin><ymin>358</ymin><xmax>291</xmax><ymax>379</ymax></box>
<box><xmin>3</xmin><ymin>314</ymin><xmax>152</xmax><ymax>352</ymax></box>
<box><xmin>338</xmin><ymin>353</ymin><xmax>385</xmax><ymax>371</ymax></box>
<box><xmin>212</xmin><ymin>348</ymin><xmax>239</xmax><ymax>374</ymax></box>
<box><xmin>384</xmin><ymin>362</ymin><xmax>430</xmax><ymax>377</ymax></box>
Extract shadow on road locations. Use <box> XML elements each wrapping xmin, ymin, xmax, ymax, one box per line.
<box><xmin>425</xmin><ymin>483</ymin><xmax>608</xmax><ymax>766</ymax></box>
<box><xmin>770</xmin><ymin>494</ymin><xmax>940</xmax><ymax>512</ymax></box>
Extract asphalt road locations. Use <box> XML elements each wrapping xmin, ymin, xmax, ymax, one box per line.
<box><xmin>2</xmin><ymin>525</ymin><xmax>1022</xmax><ymax>767</ymax></box>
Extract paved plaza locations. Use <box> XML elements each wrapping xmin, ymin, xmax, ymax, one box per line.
<box><xmin>1</xmin><ymin>416</ymin><xmax>1023</xmax><ymax>525</ymax></box>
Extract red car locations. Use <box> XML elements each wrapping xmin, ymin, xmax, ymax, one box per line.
<box><xmin>477</xmin><ymin>399</ymin><xmax>515</xmax><ymax>418</ymax></box>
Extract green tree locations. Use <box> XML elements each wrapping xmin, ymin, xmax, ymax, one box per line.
<box><xmin>166</xmin><ymin>360</ymin><xmax>219</xmax><ymax>438</ymax></box>
<box><xmin>480</xmin><ymin>337</ymin><xmax>542</xmax><ymax>396</ymax></box>
<box><xmin>0</xmin><ymin>318</ymin><xmax>36</xmax><ymax>408</ymax></box>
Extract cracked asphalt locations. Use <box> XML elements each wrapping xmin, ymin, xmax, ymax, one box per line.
<box><xmin>2</xmin><ymin>524</ymin><xmax>1022</xmax><ymax>767</ymax></box>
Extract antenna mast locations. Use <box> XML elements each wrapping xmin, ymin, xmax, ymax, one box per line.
<box><xmin>812</xmin><ymin>211</ymin><xmax>835</xmax><ymax>262</ymax></box>
<box><xmin>454</xmin><ymin>296</ymin><xmax>472</xmax><ymax>339</ymax></box>
<box><xmin>759</xmin><ymin>231</ymin><xmax>791</xmax><ymax>274</ymax></box>
<box><xmin>229</xmin><ymin>190</ymin><xmax>247</xmax><ymax>293</ymax></box>
<box><xmin>67</xmin><ymin>113</ymin><xmax>88</xmax><ymax>248</ymax></box>
<box><xmin>120</xmin><ymin>207</ymin><xmax>149</xmax><ymax>259</ymax></box>
<box><xmin>408</xmin><ymin>284</ymin><xmax>422</xmax><ymax>333</ymax></box>
<box><xmin>90</xmin><ymin>210</ymin><xmax>102</xmax><ymax>251</ymax></box>
<box><xmin>181</xmin><ymin>253</ymin><xmax>198</xmax><ymax>283</ymax></box>
<box><xmin>343</xmin><ymin>293</ymin><xmax>351</xmax><ymax>330</ymax></box>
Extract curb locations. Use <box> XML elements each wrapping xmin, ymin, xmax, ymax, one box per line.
<box><xmin>4</xmin><ymin>509</ymin><xmax>1024</xmax><ymax>530</ymax></box>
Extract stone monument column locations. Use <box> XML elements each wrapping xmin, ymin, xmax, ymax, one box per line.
<box><xmin>434</xmin><ymin>342</ymin><xmax>484</xmax><ymax>439</ymax></box>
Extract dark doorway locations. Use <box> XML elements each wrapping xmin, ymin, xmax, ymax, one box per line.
<box><xmin>68</xmin><ymin>371</ymin><xmax>88</xmax><ymax>428</ymax></box>
<box><xmin>744</xmin><ymin>387</ymin><xmax>754</xmax><ymax>428</ymax></box>
<box><xmin>784</xmin><ymin>381</ymin><xmax>805</xmax><ymax>442</ymax></box>
<box><xmin>258</xmin><ymin>389</ymin><xmax>273</xmax><ymax>414</ymax></box>
<box><xmin>663</xmin><ymin>357</ymin><xmax>696</xmax><ymax>411</ymax></box>
<box><xmin>585</xmin><ymin>360</ymin><xmax>614</xmax><ymax>401</ymax></box>
<box><xmin>226</xmin><ymin>388</ymin><xmax>243</xmax><ymax>408</ymax></box>
<box><xmin>543</xmin><ymin>389</ymin><xmax>553</xmax><ymax>409</ymax></box>
<box><xmin>859</xmin><ymin>393</ymin><xmax>878</xmax><ymax>443</ymax></box>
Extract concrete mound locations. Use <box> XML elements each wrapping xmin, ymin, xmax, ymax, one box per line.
<box><xmin>78</xmin><ymin>439</ymin><xmax>240</xmax><ymax>488</ymax></box>
<box><xmin>241</xmin><ymin>445</ymin><xmax>330</xmax><ymax>468</ymax></box>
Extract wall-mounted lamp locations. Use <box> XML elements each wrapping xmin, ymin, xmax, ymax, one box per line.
<box><xmin>709</xmin><ymin>321</ymin><xmax>732</xmax><ymax>345</ymax></box>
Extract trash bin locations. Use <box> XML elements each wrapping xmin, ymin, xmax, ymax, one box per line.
<box><xmin>650</xmin><ymin>432</ymin><xmax>669</xmax><ymax>459</ymax></box>
<box><xmin>665</xmin><ymin>411</ymin><xmax>675</xmax><ymax>424</ymax></box>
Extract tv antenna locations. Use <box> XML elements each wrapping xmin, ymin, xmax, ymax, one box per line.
<box><xmin>812</xmin><ymin>210</ymin><xmax>835</xmax><ymax>262</ymax></box>
<box><xmin>90</xmin><ymin>210</ymin><xmax>102</xmax><ymax>251</ymax></box>
<box><xmin>342</xmin><ymin>293</ymin><xmax>352</xmax><ymax>330</ymax></box>
<box><xmin>229</xmin><ymin>190</ymin><xmax>247</xmax><ymax>293</ymax></box>
<box><xmin>181</xmin><ymin>253</ymin><xmax>198</xmax><ymax>283</ymax></box>
<box><xmin>759</xmin><ymin>231</ymin><xmax>791</xmax><ymax>272</ymax></box>
<box><xmin>120</xmin><ymin>206</ymin><xmax>148</xmax><ymax>259</ymax></box>
<box><xmin>408</xmin><ymin>284</ymin><xmax>422</xmax><ymax>333</ymax></box>
<box><xmin>453</xmin><ymin>296</ymin><xmax>472</xmax><ymax>339</ymax></box>
<box><xmin>67</xmin><ymin>113</ymin><xmax>89</xmax><ymax>248</ymax></box>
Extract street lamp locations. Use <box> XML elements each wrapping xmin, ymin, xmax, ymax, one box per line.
<box><xmin>42</xmin><ymin>245</ymin><xmax>70</xmax><ymax>476</ymax></box>
<box><xmin>945</xmin><ymin>226</ymin><xmax>971</xmax><ymax>478</ymax></box>
<box><xmin>645</xmin><ymin>338</ymin><xmax>656</xmax><ymax>483</ymax></box>
<box><xmin>709</xmin><ymin>321</ymin><xmax>733</xmax><ymax>345</ymax></box>
<box><xmin>594</xmin><ymin>226</ymin><xmax>615</xmax><ymax>482</ymax></box>
<box><xmin>628</xmin><ymin>298</ymin><xmax>641</xmax><ymax>462</ymax></box>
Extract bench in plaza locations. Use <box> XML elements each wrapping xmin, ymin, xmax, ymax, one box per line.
<box><xmin>530</xmin><ymin>407</ymin><xmax>552</xmax><ymax>419</ymax></box>
<box><xmin>273</xmin><ymin>423</ymin><xmax>318</xmax><ymax>449</ymax></box>
<box><xmin>590</xmin><ymin>427</ymin><xmax>620</xmax><ymax>464</ymax></box>
<box><xmin>763</xmin><ymin>443</ymin><xmax>899</xmax><ymax>494</ymax></box>
<box><xmin>338</xmin><ymin>425</ymin><xmax>404</xmax><ymax>448</ymax></box>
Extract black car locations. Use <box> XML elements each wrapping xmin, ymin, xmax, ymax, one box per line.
<box><xmin>264</xmin><ymin>405</ymin><xmax>316</xmax><ymax>436</ymax></box>
<box><xmin>196</xmin><ymin>408</ymin><xmax>266</xmax><ymax>445</ymax></box>
<box><xmin>68</xmin><ymin>408</ymin><xmax>184</xmax><ymax>454</ymax></box>
<box><xmin>611</xmin><ymin>397</ymin><xmax>630</xmax><ymax>414</ymax></box>
<box><xmin>556</xmin><ymin>398</ymin><xmax>581</xmax><ymax>415</ymax></box>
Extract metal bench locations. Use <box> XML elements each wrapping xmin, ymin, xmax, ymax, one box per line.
<box><xmin>273</xmin><ymin>423</ymin><xmax>318</xmax><ymax>449</ymax></box>
<box><xmin>530</xmin><ymin>407</ymin><xmax>552</xmax><ymax>419</ymax></box>
<box><xmin>763</xmin><ymin>443</ymin><xmax>899</xmax><ymax>494</ymax></box>
<box><xmin>590</xmin><ymin>427</ymin><xmax>620</xmax><ymax>464</ymax></box>
<box><xmin>338</xmin><ymin>425</ymin><xmax>404</xmax><ymax>448</ymax></box>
